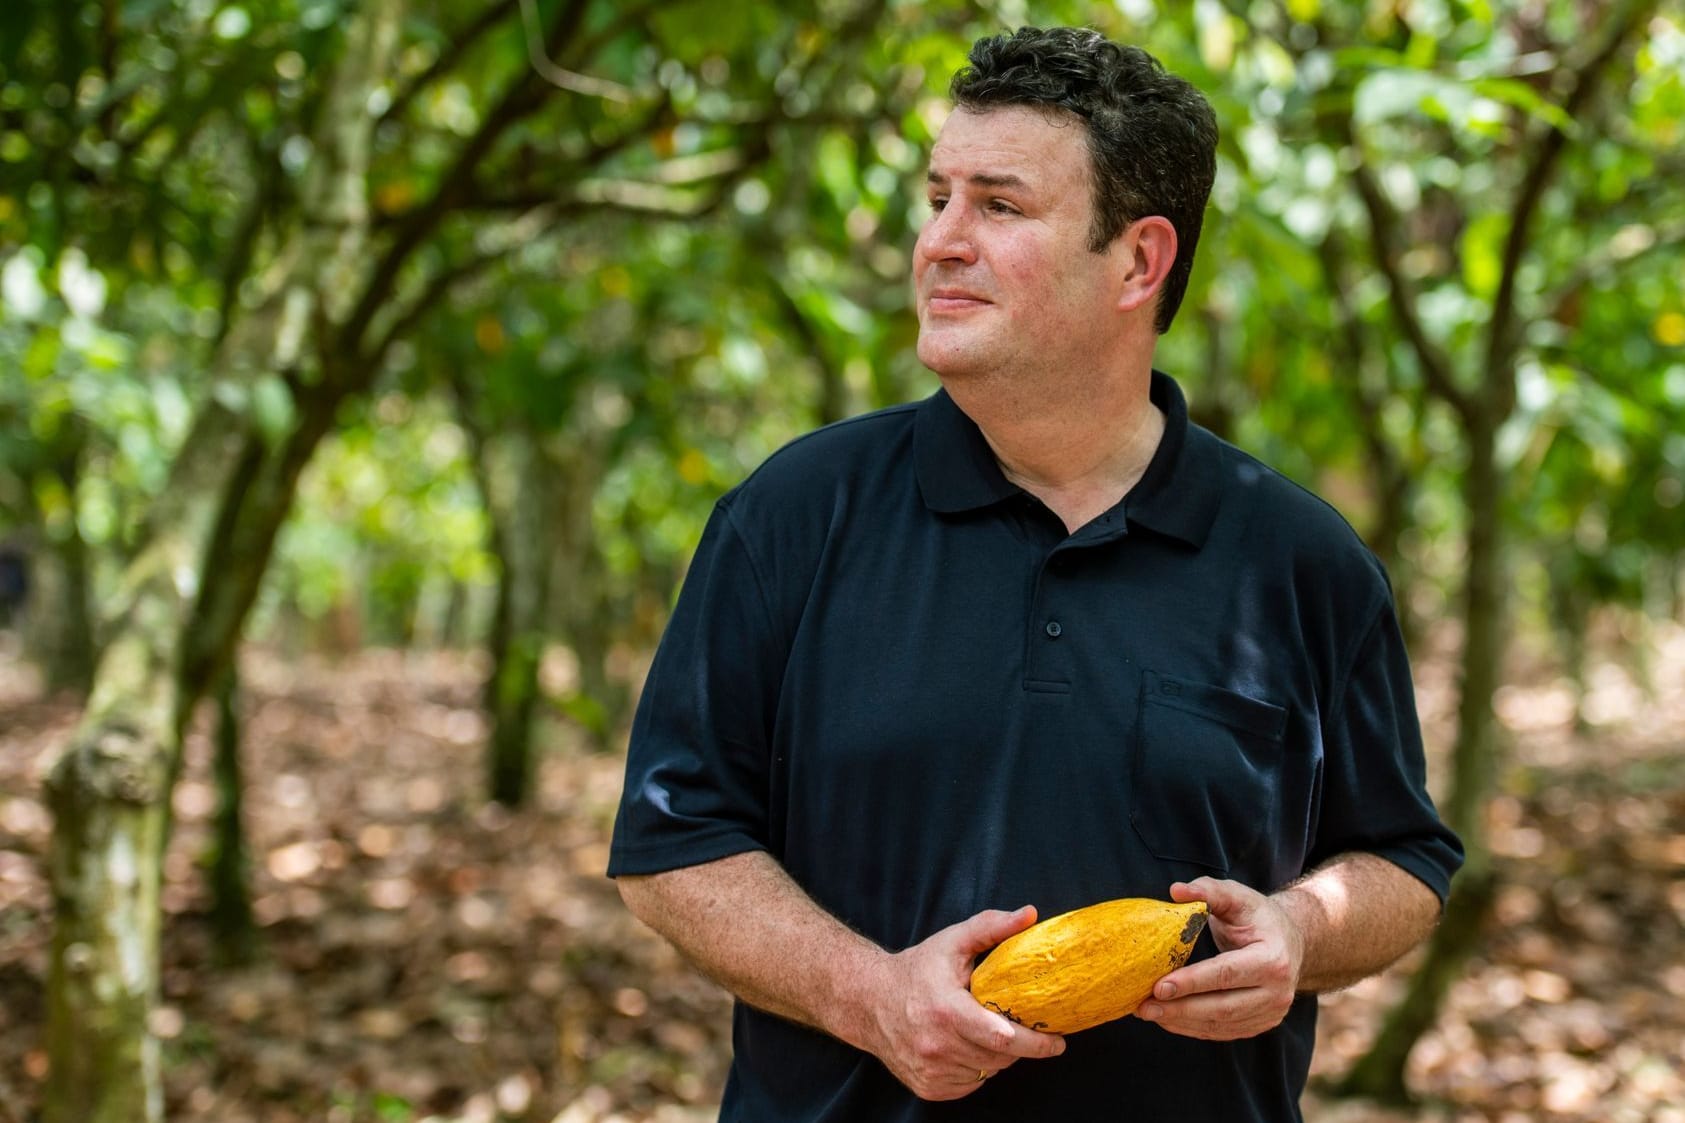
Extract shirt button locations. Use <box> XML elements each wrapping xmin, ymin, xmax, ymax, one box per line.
<box><xmin>1045</xmin><ymin>620</ymin><xmax>1063</xmax><ymax>638</ymax></box>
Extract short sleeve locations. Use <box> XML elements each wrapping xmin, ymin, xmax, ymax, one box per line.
<box><xmin>1308</xmin><ymin>594</ymin><xmax>1464</xmax><ymax>902</ymax></box>
<box><xmin>607</xmin><ymin>499</ymin><xmax>785</xmax><ymax>877</ymax></box>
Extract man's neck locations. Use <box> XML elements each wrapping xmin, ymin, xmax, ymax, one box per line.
<box><xmin>950</xmin><ymin>370</ymin><xmax>1166</xmax><ymax>535</ymax></box>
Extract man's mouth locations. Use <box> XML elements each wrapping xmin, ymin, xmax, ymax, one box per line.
<box><xmin>926</xmin><ymin>288</ymin><xmax>991</xmax><ymax>312</ymax></box>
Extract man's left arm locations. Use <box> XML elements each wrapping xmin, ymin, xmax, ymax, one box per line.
<box><xmin>1134</xmin><ymin>853</ymin><xmax>1440</xmax><ymax>1041</ymax></box>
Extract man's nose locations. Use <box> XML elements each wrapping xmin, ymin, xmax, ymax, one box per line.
<box><xmin>916</xmin><ymin>203</ymin><xmax>978</xmax><ymax>266</ymax></box>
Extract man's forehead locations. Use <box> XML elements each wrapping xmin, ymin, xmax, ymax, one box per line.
<box><xmin>925</xmin><ymin>105</ymin><xmax>1086</xmax><ymax>180</ymax></box>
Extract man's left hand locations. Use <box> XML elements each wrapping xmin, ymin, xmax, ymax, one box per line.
<box><xmin>1133</xmin><ymin>877</ymin><xmax>1304</xmax><ymax>1041</ymax></box>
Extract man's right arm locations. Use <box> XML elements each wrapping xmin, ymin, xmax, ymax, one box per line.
<box><xmin>616</xmin><ymin>850</ymin><xmax>1066</xmax><ymax>1101</ymax></box>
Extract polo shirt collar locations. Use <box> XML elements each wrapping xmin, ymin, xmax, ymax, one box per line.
<box><xmin>913</xmin><ymin>369</ymin><xmax>1221</xmax><ymax>548</ymax></box>
<box><xmin>913</xmin><ymin>387</ymin><xmax>1021</xmax><ymax>513</ymax></box>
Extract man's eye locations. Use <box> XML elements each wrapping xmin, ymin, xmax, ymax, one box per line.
<box><xmin>988</xmin><ymin>200</ymin><xmax>1018</xmax><ymax>214</ymax></box>
<box><xmin>928</xmin><ymin>197</ymin><xmax>948</xmax><ymax>212</ymax></box>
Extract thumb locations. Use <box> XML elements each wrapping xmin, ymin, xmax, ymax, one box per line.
<box><xmin>1171</xmin><ymin>877</ymin><xmax>1260</xmax><ymax>924</ymax></box>
<box><xmin>953</xmin><ymin>905</ymin><xmax>1040</xmax><ymax>958</ymax></box>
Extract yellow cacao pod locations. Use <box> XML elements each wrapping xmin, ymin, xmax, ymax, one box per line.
<box><xmin>969</xmin><ymin>897</ymin><xmax>1208</xmax><ymax>1035</ymax></box>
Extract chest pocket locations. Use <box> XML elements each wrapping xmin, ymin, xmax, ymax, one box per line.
<box><xmin>1130</xmin><ymin>669</ymin><xmax>1288</xmax><ymax>877</ymax></box>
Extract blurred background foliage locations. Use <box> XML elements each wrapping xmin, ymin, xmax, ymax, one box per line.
<box><xmin>3</xmin><ymin>0</ymin><xmax>1679</xmax><ymax>700</ymax></box>
<box><xmin>2</xmin><ymin>0</ymin><xmax>1684</xmax><ymax>1118</ymax></box>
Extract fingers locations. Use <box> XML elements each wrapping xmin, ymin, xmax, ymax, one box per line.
<box><xmin>871</xmin><ymin>907</ymin><xmax>1068</xmax><ymax>1101</ymax></box>
<box><xmin>1136</xmin><ymin>985</ymin><xmax>1293</xmax><ymax>1041</ymax></box>
<box><xmin>1153</xmin><ymin>940</ymin><xmax>1290</xmax><ymax>1003</ymax></box>
<box><xmin>1170</xmin><ymin>877</ymin><xmax>1262</xmax><ymax>923</ymax></box>
<box><xmin>893</xmin><ymin>1006</ymin><xmax>1048</xmax><ymax>1100</ymax></box>
<box><xmin>914</xmin><ymin>1059</ymin><xmax>1017</xmax><ymax>1102</ymax></box>
<box><xmin>1137</xmin><ymin>891</ymin><xmax>1302</xmax><ymax>1042</ymax></box>
<box><xmin>948</xmin><ymin>904</ymin><xmax>1039</xmax><ymax>959</ymax></box>
<box><xmin>943</xmin><ymin>906</ymin><xmax>1065</xmax><ymax>1060</ymax></box>
<box><xmin>955</xmin><ymin>1005</ymin><xmax>1067</xmax><ymax>1060</ymax></box>
<box><xmin>904</xmin><ymin>1015</ymin><xmax>1026</xmax><ymax>1075</ymax></box>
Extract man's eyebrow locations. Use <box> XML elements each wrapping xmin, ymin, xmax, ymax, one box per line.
<box><xmin>925</xmin><ymin>170</ymin><xmax>1031</xmax><ymax>190</ymax></box>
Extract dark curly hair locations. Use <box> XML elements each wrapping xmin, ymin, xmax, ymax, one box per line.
<box><xmin>950</xmin><ymin>27</ymin><xmax>1218</xmax><ymax>335</ymax></box>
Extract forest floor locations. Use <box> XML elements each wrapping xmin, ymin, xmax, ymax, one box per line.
<box><xmin>1</xmin><ymin>623</ymin><xmax>1682</xmax><ymax>1123</ymax></box>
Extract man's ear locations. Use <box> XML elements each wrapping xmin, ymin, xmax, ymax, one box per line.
<box><xmin>1114</xmin><ymin>216</ymin><xmax>1178</xmax><ymax>317</ymax></box>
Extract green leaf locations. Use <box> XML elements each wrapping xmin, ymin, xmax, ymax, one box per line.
<box><xmin>1353</xmin><ymin>69</ymin><xmax>1450</xmax><ymax>126</ymax></box>
<box><xmin>1459</xmin><ymin>211</ymin><xmax>1508</xmax><ymax>300</ymax></box>
<box><xmin>252</xmin><ymin>374</ymin><xmax>298</xmax><ymax>446</ymax></box>
<box><xmin>1470</xmin><ymin>77</ymin><xmax>1574</xmax><ymax>133</ymax></box>
<box><xmin>22</xmin><ymin>326</ymin><xmax>59</xmax><ymax>380</ymax></box>
<box><xmin>370</xmin><ymin>1092</ymin><xmax>413</xmax><ymax>1122</ymax></box>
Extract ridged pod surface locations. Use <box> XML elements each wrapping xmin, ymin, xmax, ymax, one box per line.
<box><xmin>968</xmin><ymin>898</ymin><xmax>1209</xmax><ymax>1034</ymax></box>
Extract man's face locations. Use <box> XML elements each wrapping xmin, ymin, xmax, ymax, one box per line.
<box><xmin>914</xmin><ymin>105</ymin><xmax>1124</xmax><ymax>382</ymax></box>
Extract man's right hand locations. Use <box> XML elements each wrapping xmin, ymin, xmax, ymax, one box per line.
<box><xmin>619</xmin><ymin>857</ymin><xmax>1065</xmax><ymax>1101</ymax></box>
<box><xmin>852</xmin><ymin>906</ymin><xmax>1068</xmax><ymax>1101</ymax></box>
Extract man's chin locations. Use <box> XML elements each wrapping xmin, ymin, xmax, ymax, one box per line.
<box><xmin>916</xmin><ymin>339</ymin><xmax>989</xmax><ymax>381</ymax></box>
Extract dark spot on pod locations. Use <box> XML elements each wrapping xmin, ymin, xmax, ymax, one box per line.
<box><xmin>1178</xmin><ymin>909</ymin><xmax>1208</xmax><ymax>946</ymax></box>
<box><xmin>985</xmin><ymin>1002</ymin><xmax>1047</xmax><ymax>1032</ymax></box>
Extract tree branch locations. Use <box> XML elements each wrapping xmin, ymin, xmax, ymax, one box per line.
<box><xmin>1315</xmin><ymin>228</ymin><xmax>1419</xmax><ymax>565</ymax></box>
<box><xmin>461</xmin><ymin>141</ymin><xmax>755</xmax><ymax>213</ymax></box>
<box><xmin>380</xmin><ymin>0</ymin><xmax>520</xmax><ymax>125</ymax></box>
<box><xmin>1546</xmin><ymin>215</ymin><xmax>1685</xmax><ymax>308</ymax></box>
<box><xmin>424</xmin><ymin>91</ymin><xmax>674</xmax><ymax>219</ymax></box>
<box><xmin>358</xmin><ymin>0</ymin><xmax>886</xmax><ymax>374</ymax></box>
<box><xmin>1316</xmin><ymin>231</ymin><xmax>1396</xmax><ymax>464</ymax></box>
<box><xmin>1230</xmin><ymin>0</ymin><xmax>1475</xmax><ymax>418</ymax></box>
<box><xmin>1341</xmin><ymin>138</ymin><xmax>1474</xmax><ymax>423</ymax></box>
<box><xmin>340</xmin><ymin>0</ymin><xmax>594</xmax><ymax>355</ymax></box>
<box><xmin>568</xmin><ymin>0</ymin><xmax>678</xmax><ymax>62</ymax></box>
<box><xmin>367</xmin><ymin>164</ymin><xmax>756</xmax><ymax>366</ymax></box>
<box><xmin>1484</xmin><ymin>0</ymin><xmax>1659</xmax><ymax>409</ymax></box>
<box><xmin>362</xmin><ymin>208</ymin><xmax>575</xmax><ymax>371</ymax></box>
<box><xmin>95</xmin><ymin>0</ymin><xmax>121</xmax><ymax>140</ymax></box>
<box><xmin>114</xmin><ymin>49</ymin><xmax>269</xmax><ymax>166</ymax></box>
<box><xmin>363</xmin><ymin>261</ymin><xmax>490</xmax><ymax>375</ymax></box>
<box><xmin>765</xmin><ymin>265</ymin><xmax>848</xmax><ymax>425</ymax></box>
<box><xmin>368</xmin><ymin>116</ymin><xmax>777</xmax><ymax>368</ymax></box>
<box><xmin>517</xmin><ymin>0</ymin><xmax>633</xmax><ymax>101</ymax></box>
<box><xmin>212</xmin><ymin>132</ymin><xmax>285</xmax><ymax>352</ymax></box>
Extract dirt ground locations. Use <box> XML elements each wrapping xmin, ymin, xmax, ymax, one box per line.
<box><xmin>1</xmin><ymin>623</ymin><xmax>1681</xmax><ymax>1123</ymax></box>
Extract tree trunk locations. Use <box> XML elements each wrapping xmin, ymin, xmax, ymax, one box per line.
<box><xmin>1547</xmin><ymin>560</ymin><xmax>1593</xmax><ymax>734</ymax></box>
<box><xmin>1188</xmin><ymin>304</ymin><xmax>1235</xmax><ymax>442</ymax></box>
<box><xmin>547</xmin><ymin>437</ymin><xmax>621</xmax><ymax>749</ymax></box>
<box><xmin>17</xmin><ymin>432</ymin><xmax>97</xmax><ymax>694</ymax></box>
<box><xmin>47</xmin><ymin>438</ymin><xmax>96</xmax><ymax>691</ymax></box>
<box><xmin>42</xmin><ymin>395</ymin><xmax>359</xmax><ymax>1123</ymax></box>
<box><xmin>209</xmin><ymin>666</ymin><xmax>257</xmax><ymax>965</ymax></box>
<box><xmin>1326</xmin><ymin>3</ymin><xmax>1650</xmax><ymax>1104</ymax></box>
<box><xmin>1312</xmin><ymin>232</ymin><xmax>1420</xmax><ymax>644</ymax></box>
<box><xmin>40</xmin><ymin>3</ymin><xmax>403</xmax><ymax>1118</ymax></box>
<box><xmin>1670</xmin><ymin>552</ymin><xmax>1683</xmax><ymax>623</ymax></box>
<box><xmin>479</xmin><ymin>427</ymin><xmax>556</xmax><ymax>807</ymax></box>
<box><xmin>567</xmin><ymin>589</ymin><xmax>627</xmax><ymax>750</ymax></box>
<box><xmin>42</xmin><ymin>403</ymin><xmax>250</xmax><ymax>1123</ymax></box>
<box><xmin>43</xmin><ymin>730</ymin><xmax>170</xmax><ymax>1123</ymax></box>
<box><xmin>20</xmin><ymin>532</ymin><xmax>89</xmax><ymax>694</ymax></box>
<box><xmin>1333</xmin><ymin>413</ymin><xmax>1505</xmax><ymax>1104</ymax></box>
<box><xmin>448</xmin><ymin>364</ymin><xmax>567</xmax><ymax>804</ymax></box>
<box><xmin>44</xmin><ymin>443</ymin><xmax>96</xmax><ymax>695</ymax></box>
<box><xmin>439</xmin><ymin>577</ymin><xmax>471</xmax><ymax>649</ymax></box>
<box><xmin>1329</xmin><ymin>865</ymin><xmax>1497</xmax><ymax>1103</ymax></box>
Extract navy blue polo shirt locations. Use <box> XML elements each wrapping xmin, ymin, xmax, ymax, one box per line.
<box><xmin>609</xmin><ymin>371</ymin><xmax>1462</xmax><ymax>1122</ymax></box>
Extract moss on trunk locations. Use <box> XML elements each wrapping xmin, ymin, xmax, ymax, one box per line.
<box><xmin>44</xmin><ymin>725</ymin><xmax>171</xmax><ymax>1123</ymax></box>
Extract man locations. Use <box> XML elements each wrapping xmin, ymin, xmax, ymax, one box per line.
<box><xmin>609</xmin><ymin>26</ymin><xmax>1462</xmax><ymax>1121</ymax></box>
